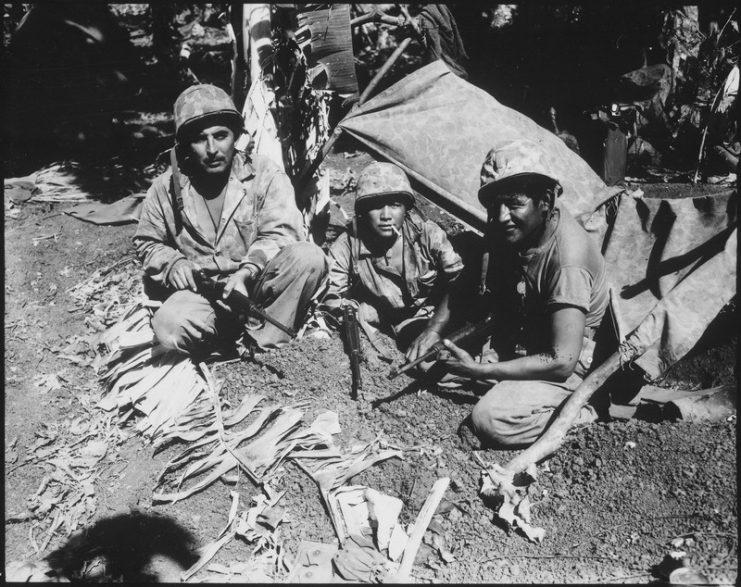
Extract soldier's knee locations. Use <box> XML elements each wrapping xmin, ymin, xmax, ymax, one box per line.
<box><xmin>471</xmin><ymin>402</ymin><xmax>520</xmax><ymax>447</ymax></box>
<box><xmin>289</xmin><ymin>241</ymin><xmax>328</xmax><ymax>273</ymax></box>
<box><xmin>471</xmin><ymin>401</ymin><xmax>496</xmax><ymax>437</ymax></box>
<box><xmin>152</xmin><ymin>307</ymin><xmax>187</xmax><ymax>353</ymax></box>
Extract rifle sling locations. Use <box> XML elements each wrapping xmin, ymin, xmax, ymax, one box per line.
<box><xmin>170</xmin><ymin>148</ymin><xmax>184</xmax><ymax>235</ymax></box>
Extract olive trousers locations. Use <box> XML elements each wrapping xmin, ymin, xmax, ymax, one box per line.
<box><xmin>151</xmin><ymin>242</ymin><xmax>329</xmax><ymax>354</ymax></box>
<box><xmin>470</xmin><ymin>337</ymin><xmax>599</xmax><ymax>448</ymax></box>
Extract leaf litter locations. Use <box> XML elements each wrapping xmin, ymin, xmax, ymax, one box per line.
<box><xmin>478</xmin><ymin>455</ymin><xmax>546</xmax><ymax>544</ymax></box>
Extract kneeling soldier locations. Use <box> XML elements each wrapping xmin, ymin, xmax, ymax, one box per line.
<box><xmin>440</xmin><ymin>140</ymin><xmax>609</xmax><ymax>447</ymax></box>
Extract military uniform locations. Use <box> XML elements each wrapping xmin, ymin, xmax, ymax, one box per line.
<box><xmin>324</xmin><ymin>162</ymin><xmax>463</xmax><ymax>340</ymax></box>
<box><xmin>133</xmin><ymin>85</ymin><xmax>328</xmax><ymax>353</ymax></box>
<box><xmin>469</xmin><ymin>141</ymin><xmax>608</xmax><ymax>447</ymax></box>
<box><xmin>326</xmin><ymin>213</ymin><xmax>463</xmax><ymax>333</ymax></box>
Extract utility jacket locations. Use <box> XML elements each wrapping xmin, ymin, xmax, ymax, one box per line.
<box><xmin>134</xmin><ymin>153</ymin><xmax>304</xmax><ymax>285</ymax></box>
<box><xmin>326</xmin><ymin>213</ymin><xmax>463</xmax><ymax>324</ymax></box>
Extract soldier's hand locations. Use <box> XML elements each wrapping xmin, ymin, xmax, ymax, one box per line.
<box><xmin>405</xmin><ymin>328</ymin><xmax>442</xmax><ymax>362</ymax></box>
<box><xmin>169</xmin><ymin>259</ymin><xmax>199</xmax><ymax>291</ymax></box>
<box><xmin>222</xmin><ymin>267</ymin><xmax>254</xmax><ymax>300</ymax></box>
<box><xmin>439</xmin><ymin>339</ymin><xmax>482</xmax><ymax>378</ymax></box>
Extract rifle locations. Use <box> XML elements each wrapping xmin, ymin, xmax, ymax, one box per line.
<box><xmin>193</xmin><ymin>270</ymin><xmax>297</xmax><ymax>338</ymax></box>
<box><xmin>387</xmin><ymin>314</ymin><xmax>496</xmax><ymax>380</ymax></box>
<box><xmin>341</xmin><ymin>303</ymin><xmax>363</xmax><ymax>399</ymax></box>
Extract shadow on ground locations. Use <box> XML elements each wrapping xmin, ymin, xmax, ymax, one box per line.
<box><xmin>45</xmin><ymin>511</ymin><xmax>199</xmax><ymax>582</ymax></box>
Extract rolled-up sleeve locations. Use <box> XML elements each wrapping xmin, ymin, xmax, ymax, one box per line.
<box><xmin>424</xmin><ymin>221</ymin><xmax>463</xmax><ymax>283</ymax></box>
<box><xmin>241</xmin><ymin>169</ymin><xmax>304</xmax><ymax>273</ymax></box>
<box><xmin>325</xmin><ymin>232</ymin><xmax>353</xmax><ymax>301</ymax></box>
<box><xmin>546</xmin><ymin>265</ymin><xmax>592</xmax><ymax>313</ymax></box>
<box><xmin>133</xmin><ymin>179</ymin><xmax>185</xmax><ymax>285</ymax></box>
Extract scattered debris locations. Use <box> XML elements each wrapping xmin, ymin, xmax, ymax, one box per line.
<box><xmin>292</xmin><ymin>439</ymin><xmax>402</xmax><ymax>543</ymax></box>
<box><xmin>67</xmin><ymin>257</ymin><xmax>141</xmax><ymax>327</ymax></box>
<box><xmin>182</xmin><ymin>489</ymin><xmax>288</xmax><ymax>582</ymax></box>
<box><xmin>96</xmin><ymin>302</ymin><xmax>347</xmax><ymax>506</ymax></box>
<box><xmin>33</xmin><ymin>373</ymin><xmax>65</xmax><ymax>394</ymax></box>
<box><xmin>287</xmin><ymin>540</ymin><xmax>338</xmax><ymax>583</ymax></box>
<box><xmin>389</xmin><ymin>477</ymin><xmax>450</xmax><ymax>583</ymax></box>
<box><xmin>333</xmin><ymin>534</ymin><xmax>395</xmax><ymax>583</ymax></box>
<box><xmin>477</xmin><ymin>455</ymin><xmax>545</xmax><ymax>544</ymax></box>
<box><xmin>366</xmin><ymin>488</ymin><xmax>403</xmax><ymax>552</ymax></box>
<box><xmin>5</xmin><ymin>410</ymin><xmax>124</xmax><ymax>555</ymax></box>
<box><xmin>32</xmin><ymin>233</ymin><xmax>61</xmax><ymax>246</ymax></box>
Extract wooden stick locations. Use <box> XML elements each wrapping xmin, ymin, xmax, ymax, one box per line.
<box><xmin>502</xmin><ymin>348</ymin><xmax>630</xmax><ymax>475</ymax></box>
<box><xmin>390</xmin><ymin>477</ymin><xmax>450</xmax><ymax>583</ymax></box>
<box><xmin>295</xmin><ymin>36</ymin><xmax>413</xmax><ymax>187</ymax></box>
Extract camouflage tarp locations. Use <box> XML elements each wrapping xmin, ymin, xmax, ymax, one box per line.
<box><xmin>338</xmin><ymin>60</ymin><xmax>621</xmax><ymax>232</ymax></box>
<box><xmin>337</xmin><ymin>61</ymin><xmax>737</xmax><ymax>379</ymax></box>
<box><xmin>604</xmin><ymin>187</ymin><xmax>736</xmax><ymax>379</ymax></box>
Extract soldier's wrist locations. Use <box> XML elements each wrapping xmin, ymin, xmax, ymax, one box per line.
<box><xmin>239</xmin><ymin>265</ymin><xmax>259</xmax><ymax>283</ymax></box>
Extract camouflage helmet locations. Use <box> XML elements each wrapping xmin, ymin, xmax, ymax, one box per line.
<box><xmin>174</xmin><ymin>84</ymin><xmax>243</xmax><ymax>140</ymax></box>
<box><xmin>355</xmin><ymin>162</ymin><xmax>414</xmax><ymax>212</ymax></box>
<box><xmin>478</xmin><ymin>139</ymin><xmax>560</xmax><ymax>207</ymax></box>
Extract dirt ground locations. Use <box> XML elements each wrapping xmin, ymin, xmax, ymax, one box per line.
<box><xmin>4</xmin><ymin>145</ymin><xmax>738</xmax><ymax>583</ymax></box>
<box><xmin>4</xmin><ymin>5</ymin><xmax>738</xmax><ymax>583</ymax></box>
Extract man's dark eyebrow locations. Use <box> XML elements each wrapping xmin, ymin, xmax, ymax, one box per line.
<box><xmin>495</xmin><ymin>194</ymin><xmax>529</xmax><ymax>203</ymax></box>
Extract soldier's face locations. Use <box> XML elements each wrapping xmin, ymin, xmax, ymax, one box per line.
<box><xmin>365</xmin><ymin>198</ymin><xmax>406</xmax><ymax>240</ymax></box>
<box><xmin>487</xmin><ymin>190</ymin><xmax>548</xmax><ymax>247</ymax></box>
<box><xmin>187</xmin><ymin>125</ymin><xmax>236</xmax><ymax>176</ymax></box>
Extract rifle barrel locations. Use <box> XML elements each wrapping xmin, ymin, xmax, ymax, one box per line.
<box><xmin>227</xmin><ymin>290</ymin><xmax>297</xmax><ymax>338</ymax></box>
<box><xmin>195</xmin><ymin>271</ymin><xmax>297</xmax><ymax>338</ymax></box>
<box><xmin>343</xmin><ymin>304</ymin><xmax>363</xmax><ymax>399</ymax></box>
<box><xmin>387</xmin><ymin>346</ymin><xmax>439</xmax><ymax>380</ymax></box>
<box><xmin>387</xmin><ymin>315</ymin><xmax>496</xmax><ymax>380</ymax></box>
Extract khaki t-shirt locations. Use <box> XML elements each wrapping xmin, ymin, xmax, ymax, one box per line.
<box><xmin>489</xmin><ymin>201</ymin><xmax>609</xmax><ymax>352</ymax></box>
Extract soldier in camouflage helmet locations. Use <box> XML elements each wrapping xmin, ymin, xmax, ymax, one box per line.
<box><xmin>133</xmin><ymin>84</ymin><xmax>329</xmax><ymax>355</ymax></box>
<box><xmin>174</xmin><ymin>84</ymin><xmax>244</xmax><ymax>141</ymax></box>
<box><xmin>322</xmin><ymin>162</ymin><xmax>464</xmax><ymax>362</ymax></box>
<box><xmin>431</xmin><ymin>140</ymin><xmax>609</xmax><ymax>448</ymax></box>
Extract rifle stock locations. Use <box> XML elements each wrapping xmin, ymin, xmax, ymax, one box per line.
<box><xmin>342</xmin><ymin>304</ymin><xmax>363</xmax><ymax>399</ymax></box>
<box><xmin>388</xmin><ymin>314</ymin><xmax>496</xmax><ymax>380</ymax></box>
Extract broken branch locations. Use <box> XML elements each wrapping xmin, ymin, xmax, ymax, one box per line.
<box><xmin>502</xmin><ymin>348</ymin><xmax>627</xmax><ymax>475</ymax></box>
<box><xmin>389</xmin><ymin>477</ymin><xmax>450</xmax><ymax>583</ymax></box>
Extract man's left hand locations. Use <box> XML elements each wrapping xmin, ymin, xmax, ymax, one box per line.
<box><xmin>439</xmin><ymin>339</ymin><xmax>485</xmax><ymax>378</ymax></box>
<box><xmin>405</xmin><ymin>328</ymin><xmax>442</xmax><ymax>362</ymax></box>
<box><xmin>222</xmin><ymin>267</ymin><xmax>255</xmax><ymax>299</ymax></box>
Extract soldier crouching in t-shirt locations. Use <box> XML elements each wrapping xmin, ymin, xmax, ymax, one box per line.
<box><xmin>437</xmin><ymin>140</ymin><xmax>609</xmax><ymax>448</ymax></box>
<box><xmin>320</xmin><ymin>162</ymin><xmax>464</xmax><ymax>361</ymax></box>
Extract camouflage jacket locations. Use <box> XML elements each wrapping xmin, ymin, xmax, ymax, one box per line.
<box><xmin>134</xmin><ymin>153</ymin><xmax>304</xmax><ymax>285</ymax></box>
<box><xmin>326</xmin><ymin>213</ymin><xmax>463</xmax><ymax>322</ymax></box>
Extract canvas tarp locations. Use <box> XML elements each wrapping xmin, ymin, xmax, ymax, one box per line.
<box><xmin>338</xmin><ymin>60</ymin><xmax>622</xmax><ymax>232</ymax></box>
<box><xmin>336</xmin><ymin>60</ymin><xmax>737</xmax><ymax>379</ymax></box>
<box><xmin>603</xmin><ymin>187</ymin><xmax>736</xmax><ymax>379</ymax></box>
